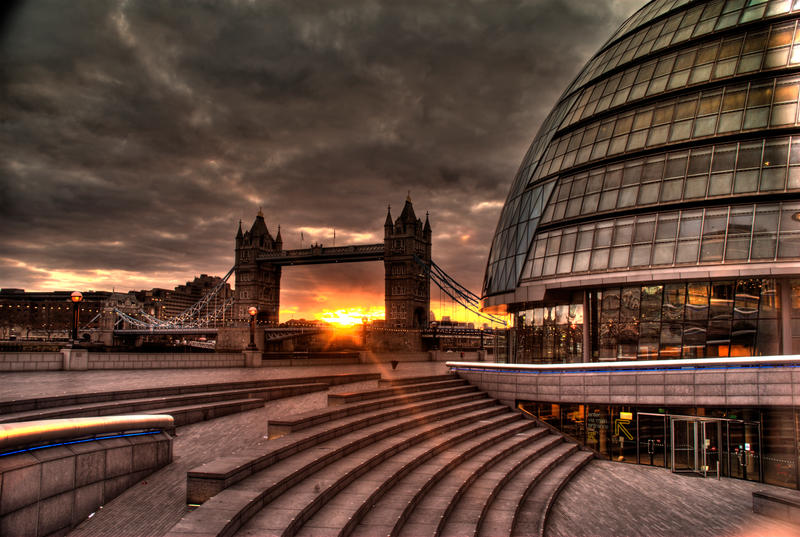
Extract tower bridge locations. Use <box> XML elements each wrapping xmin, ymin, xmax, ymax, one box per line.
<box><xmin>105</xmin><ymin>195</ymin><xmax>504</xmax><ymax>345</ymax></box>
<box><xmin>257</xmin><ymin>243</ymin><xmax>384</xmax><ymax>265</ymax></box>
<box><xmin>234</xmin><ymin>195</ymin><xmax>432</xmax><ymax>329</ymax></box>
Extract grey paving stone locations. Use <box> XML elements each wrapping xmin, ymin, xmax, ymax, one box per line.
<box><xmin>547</xmin><ymin>460</ymin><xmax>800</xmax><ymax>537</ymax></box>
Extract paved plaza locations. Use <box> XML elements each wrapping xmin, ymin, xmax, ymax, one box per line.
<box><xmin>0</xmin><ymin>361</ymin><xmax>447</xmax><ymax>400</ymax></box>
<box><xmin>2</xmin><ymin>362</ymin><xmax>798</xmax><ymax>536</ymax></box>
<box><xmin>548</xmin><ymin>461</ymin><xmax>799</xmax><ymax>537</ymax></box>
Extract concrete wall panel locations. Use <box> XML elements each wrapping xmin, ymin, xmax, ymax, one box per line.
<box><xmin>0</xmin><ymin>433</ymin><xmax>171</xmax><ymax>537</ymax></box>
<box><xmin>453</xmin><ymin>364</ymin><xmax>800</xmax><ymax>409</ymax></box>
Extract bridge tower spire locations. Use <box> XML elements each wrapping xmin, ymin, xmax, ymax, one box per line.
<box><xmin>384</xmin><ymin>197</ymin><xmax>431</xmax><ymax>329</ymax></box>
<box><xmin>234</xmin><ymin>211</ymin><xmax>281</xmax><ymax>325</ymax></box>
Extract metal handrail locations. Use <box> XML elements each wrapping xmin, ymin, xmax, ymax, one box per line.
<box><xmin>0</xmin><ymin>415</ymin><xmax>174</xmax><ymax>452</ymax></box>
<box><xmin>446</xmin><ymin>355</ymin><xmax>800</xmax><ymax>372</ymax></box>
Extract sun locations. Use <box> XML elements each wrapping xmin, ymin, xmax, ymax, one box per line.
<box><xmin>316</xmin><ymin>307</ymin><xmax>384</xmax><ymax>327</ymax></box>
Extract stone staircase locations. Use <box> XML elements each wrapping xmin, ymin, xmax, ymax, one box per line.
<box><xmin>169</xmin><ymin>374</ymin><xmax>593</xmax><ymax>537</ymax></box>
<box><xmin>0</xmin><ymin>373</ymin><xmax>379</xmax><ymax>427</ymax></box>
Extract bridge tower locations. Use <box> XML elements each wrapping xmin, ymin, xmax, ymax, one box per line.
<box><xmin>384</xmin><ymin>196</ymin><xmax>431</xmax><ymax>329</ymax></box>
<box><xmin>234</xmin><ymin>210</ymin><xmax>281</xmax><ymax>323</ymax></box>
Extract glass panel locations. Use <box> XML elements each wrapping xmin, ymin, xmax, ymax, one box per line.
<box><xmin>762</xmin><ymin>409</ymin><xmax>797</xmax><ymax>488</ymax></box>
<box><xmin>683</xmin><ymin>321</ymin><xmax>707</xmax><ymax>358</ymax></box>
<box><xmin>709</xmin><ymin>172</ymin><xmax>733</xmax><ymax>196</ymax></box>
<box><xmin>726</xmin><ymin>206</ymin><xmax>753</xmax><ymax>261</ymax></box>
<box><xmin>641</xmin><ymin>285</ymin><xmax>663</xmax><ymax>322</ymax></box>
<box><xmin>663</xmin><ymin>283</ymin><xmax>686</xmax><ymax>322</ymax></box>
<box><xmin>634</xmin><ymin>217</ymin><xmax>656</xmax><ymax>243</ymax></box>
<box><xmin>653</xmin><ymin>242</ymin><xmax>675</xmax><ymax>265</ymax></box>
<box><xmin>686</xmin><ymin>282</ymin><xmax>710</xmax><ymax>321</ymax></box>
<box><xmin>707</xmin><ymin>320</ymin><xmax>732</xmax><ymax>356</ymax></box>
<box><xmin>685</xmin><ymin>175</ymin><xmax>708</xmax><ymax>198</ymax></box>
<box><xmin>700</xmin><ymin>209</ymin><xmax>728</xmax><ymax>262</ymax></box>
<box><xmin>711</xmin><ymin>281</ymin><xmax>736</xmax><ymax>320</ymax></box>
<box><xmin>639</xmin><ymin>322</ymin><xmax>661</xmax><ymax>359</ymax></box>
<box><xmin>591</xmin><ymin>248</ymin><xmax>610</xmax><ymax>270</ymax></box>
<box><xmin>599</xmin><ymin>289</ymin><xmax>619</xmax><ymax>360</ymax></box>
<box><xmin>631</xmin><ymin>244</ymin><xmax>652</xmax><ymax>266</ymax></box>
<box><xmin>679</xmin><ymin>210</ymin><xmax>703</xmax><ymax>238</ymax></box>
<box><xmin>620</xmin><ymin>287</ymin><xmax>640</xmax><ymax>324</ymax></box>
<box><xmin>661</xmin><ymin>322</ymin><xmax>683</xmax><ymax>359</ymax></box>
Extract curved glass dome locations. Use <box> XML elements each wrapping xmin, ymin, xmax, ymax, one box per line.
<box><xmin>484</xmin><ymin>0</ymin><xmax>800</xmax><ymax>299</ymax></box>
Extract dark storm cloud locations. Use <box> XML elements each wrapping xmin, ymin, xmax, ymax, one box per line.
<box><xmin>1</xmin><ymin>0</ymin><xmax>642</xmax><ymax>302</ymax></box>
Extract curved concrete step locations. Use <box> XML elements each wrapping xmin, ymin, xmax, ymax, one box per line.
<box><xmin>389</xmin><ymin>426</ymin><xmax>548</xmax><ymax>537</ymax></box>
<box><xmin>392</xmin><ymin>428</ymin><xmax>554</xmax><ymax>537</ymax></box>
<box><xmin>276</xmin><ymin>410</ymin><xmax>521</xmax><ymax>537</ymax></box>
<box><xmin>187</xmin><ymin>391</ymin><xmax>491</xmax><ymax>504</ymax></box>
<box><xmin>0</xmin><ymin>383</ymin><xmax>327</xmax><ymax>424</ymax></box>
<box><xmin>435</xmin><ymin>435</ymin><xmax>565</xmax><ymax>537</ymax></box>
<box><xmin>155</xmin><ymin>398</ymin><xmax>267</xmax><ymax>427</ymax></box>
<box><xmin>328</xmin><ymin>378</ymin><xmax>466</xmax><ymax>405</ymax></box>
<box><xmin>306</xmin><ymin>414</ymin><xmax>531</xmax><ymax>537</ymax></box>
<box><xmin>269</xmin><ymin>384</ymin><xmax>479</xmax><ymax>438</ymax></box>
<box><xmin>478</xmin><ymin>443</ymin><xmax>580</xmax><ymax>537</ymax></box>
<box><xmin>510</xmin><ymin>450</ymin><xmax>594</xmax><ymax>537</ymax></box>
<box><xmin>168</xmin><ymin>400</ymin><xmax>503</xmax><ymax>537</ymax></box>
<box><xmin>344</xmin><ymin>420</ymin><xmax>544</xmax><ymax>537</ymax></box>
<box><xmin>0</xmin><ymin>373</ymin><xmax>379</xmax><ymax>415</ymax></box>
<box><xmin>379</xmin><ymin>375</ymin><xmax>456</xmax><ymax>386</ymax></box>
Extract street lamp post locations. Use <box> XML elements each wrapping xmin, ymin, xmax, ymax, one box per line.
<box><xmin>247</xmin><ymin>306</ymin><xmax>258</xmax><ymax>350</ymax></box>
<box><xmin>70</xmin><ymin>291</ymin><xmax>83</xmax><ymax>346</ymax></box>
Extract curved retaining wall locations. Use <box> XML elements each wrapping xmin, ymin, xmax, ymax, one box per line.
<box><xmin>0</xmin><ymin>352</ymin><xmax>245</xmax><ymax>371</ymax></box>
<box><xmin>447</xmin><ymin>356</ymin><xmax>800</xmax><ymax>408</ymax></box>
<box><xmin>0</xmin><ymin>416</ymin><xmax>173</xmax><ymax>537</ymax></box>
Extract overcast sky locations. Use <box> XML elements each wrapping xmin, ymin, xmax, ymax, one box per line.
<box><xmin>1</xmin><ymin>0</ymin><xmax>643</xmax><ymax>321</ymax></box>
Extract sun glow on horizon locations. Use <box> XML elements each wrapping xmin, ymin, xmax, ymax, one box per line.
<box><xmin>315</xmin><ymin>307</ymin><xmax>385</xmax><ymax>327</ymax></box>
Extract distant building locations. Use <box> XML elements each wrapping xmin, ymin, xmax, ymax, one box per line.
<box><xmin>138</xmin><ymin>274</ymin><xmax>233</xmax><ymax>320</ymax></box>
<box><xmin>0</xmin><ymin>289</ymin><xmax>111</xmax><ymax>340</ymax></box>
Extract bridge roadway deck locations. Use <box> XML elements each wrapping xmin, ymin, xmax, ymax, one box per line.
<box><xmin>2</xmin><ymin>363</ymin><xmax>796</xmax><ymax>537</ymax></box>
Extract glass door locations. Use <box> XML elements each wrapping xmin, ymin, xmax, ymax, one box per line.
<box><xmin>637</xmin><ymin>413</ymin><xmax>667</xmax><ymax>467</ymax></box>
<box><xmin>671</xmin><ymin>418</ymin><xmax>699</xmax><ymax>474</ymax></box>
<box><xmin>727</xmin><ymin>420</ymin><xmax>761</xmax><ymax>482</ymax></box>
<box><xmin>702</xmin><ymin>420</ymin><xmax>721</xmax><ymax>477</ymax></box>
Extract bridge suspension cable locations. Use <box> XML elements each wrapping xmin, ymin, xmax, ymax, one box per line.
<box><xmin>111</xmin><ymin>267</ymin><xmax>235</xmax><ymax>330</ymax></box>
<box><xmin>414</xmin><ymin>256</ymin><xmax>506</xmax><ymax>326</ymax></box>
<box><xmin>79</xmin><ymin>312</ymin><xmax>102</xmax><ymax>331</ymax></box>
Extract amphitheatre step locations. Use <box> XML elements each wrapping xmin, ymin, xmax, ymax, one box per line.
<box><xmin>435</xmin><ymin>435</ymin><xmax>565</xmax><ymax>537</ymax></box>
<box><xmin>379</xmin><ymin>374</ymin><xmax>456</xmax><ymax>387</ymax></box>
<box><xmin>478</xmin><ymin>442</ymin><xmax>582</xmax><ymax>537</ymax></box>
<box><xmin>234</xmin><ymin>406</ymin><xmax>512</xmax><ymax>537</ymax></box>
<box><xmin>159</xmin><ymin>397</ymin><xmax>268</xmax><ymax>427</ymax></box>
<box><xmin>383</xmin><ymin>426</ymin><xmax>551</xmax><ymax>537</ymax></box>
<box><xmin>329</xmin><ymin>417</ymin><xmax>540</xmax><ymax>537</ymax></box>
<box><xmin>510</xmin><ymin>450</ymin><xmax>594</xmax><ymax>537</ymax></box>
<box><xmin>170</xmin><ymin>401</ymin><xmax>503</xmax><ymax>536</ymax></box>
<box><xmin>268</xmin><ymin>384</ymin><xmax>479</xmax><ymax>438</ymax></box>
<box><xmin>0</xmin><ymin>372</ymin><xmax>380</xmax><ymax>414</ymax></box>
<box><xmin>328</xmin><ymin>378</ymin><xmax>468</xmax><ymax>405</ymax></box>
<box><xmin>187</xmin><ymin>391</ymin><xmax>493</xmax><ymax>504</ymax></box>
<box><xmin>396</xmin><ymin>432</ymin><xmax>560</xmax><ymax>537</ymax></box>
<box><xmin>0</xmin><ymin>383</ymin><xmax>328</xmax><ymax>424</ymax></box>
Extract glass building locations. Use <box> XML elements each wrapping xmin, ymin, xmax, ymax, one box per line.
<box><xmin>484</xmin><ymin>0</ymin><xmax>800</xmax><ymax>362</ymax></box>
<box><xmin>478</xmin><ymin>0</ymin><xmax>800</xmax><ymax>489</ymax></box>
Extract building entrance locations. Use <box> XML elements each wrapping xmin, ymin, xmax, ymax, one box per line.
<box><xmin>636</xmin><ymin>413</ymin><xmax>761</xmax><ymax>482</ymax></box>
